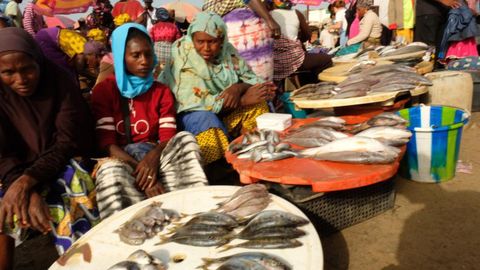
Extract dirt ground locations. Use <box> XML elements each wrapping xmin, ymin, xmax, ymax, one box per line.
<box><xmin>321</xmin><ymin>112</ymin><xmax>480</xmax><ymax>270</ymax></box>
<box><xmin>13</xmin><ymin>113</ymin><xmax>480</xmax><ymax>270</ymax></box>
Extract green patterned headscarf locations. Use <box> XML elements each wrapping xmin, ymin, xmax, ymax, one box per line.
<box><xmin>159</xmin><ymin>12</ymin><xmax>262</xmax><ymax>114</ymax></box>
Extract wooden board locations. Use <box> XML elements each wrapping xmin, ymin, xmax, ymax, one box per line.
<box><xmin>49</xmin><ymin>186</ymin><xmax>323</xmax><ymax>270</ymax></box>
<box><xmin>293</xmin><ymin>86</ymin><xmax>428</xmax><ymax>109</ymax></box>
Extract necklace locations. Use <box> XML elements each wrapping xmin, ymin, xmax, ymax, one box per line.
<box><xmin>128</xmin><ymin>99</ymin><xmax>136</xmax><ymax>118</ymax></box>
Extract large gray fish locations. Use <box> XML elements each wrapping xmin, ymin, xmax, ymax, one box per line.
<box><xmin>227</xmin><ymin>199</ymin><xmax>271</xmax><ymax>219</ymax></box>
<box><xmin>381</xmin><ymin>45</ymin><xmax>427</xmax><ymax>57</ymax></box>
<box><xmin>241</xmin><ymin>210</ymin><xmax>309</xmax><ymax>234</ymax></box>
<box><xmin>295</xmin><ymin>117</ymin><xmax>346</xmax><ymax>131</ymax></box>
<box><xmin>183</xmin><ymin>212</ymin><xmax>239</xmax><ymax>228</ymax></box>
<box><xmin>350</xmin><ymin>112</ymin><xmax>408</xmax><ymax>133</ymax></box>
<box><xmin>158</xmin><ymin>234</ymin><xmax>232</xmax><ymax>247</ymax></box>
<box><xmin>201</xmin><ymin>252</ymin><xmax>292</xmax><ymax>270</ymax></box>
<box><xmin>217</xmin><ymin>189</ymin><xmax>269</xmax><ymax>213</ymax></box>
<box><xmin>355</xmin><ymin>126</ymin><xmax>412</xmax><ymax>146</ymax></box>
<box><xmin>169</xmin><ymin>223</ymin><xmax>233</xmax><ymax>237</ymax></box>
<box><xmin>217</xmin><ymin>258</ymin><xmax>267</xmax><ymax>270</ymax></box>
<box><xmin>370</xmin><ymin>83</ymin><xmax>416</xmax><ymax>93</ymax></box>
<box><xmin>218</xmin><ymin>184</ymin><xmax>267</xmax><ymax>205</ymax></box>
<box><xmin>360</xmin><ymin>64</ymin><xmax>415</xmax><ymax>76</ymax></box>
<box><xmin>299</xmin><ymin>137</ymin><xmax>400</xmax><ymax>164</ymax></box>
<box><xmin>219</xmin><ymin>239</ymin><xmax>302</xmax><ymax>252</ymax></box>
<box><xmin>283</xmin><ymin>137</ymin><xmax>330</xmax><ymax>148</ymax></box>
<box><xmin>108</xmin><ymin>250</ymin><xmax>166</xmax><ymax>270</ymax></box>
<box><xmin>237</xmin><ymin>226</ymin><xmax>306</xmax><ymax>240</ymax></box>
<box><xmin>332</xmin><ymin>88</ymin><xmax>368</xmax><ymax>99</ymax></box>
<box><xmin>286</xmin><ymin>126</ymin><xmax>349</xmax><ymax>141</ymax></box>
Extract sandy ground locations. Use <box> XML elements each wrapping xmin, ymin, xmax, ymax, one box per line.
<box><xmin>322</xmin><ymin>112</ymin><xmax>480</xmax><ymax>270</ymax></box>
<box><xmin>13</xmin><ymin>113</ymin><xmax>480</xmax><ymax>270</ymax></box>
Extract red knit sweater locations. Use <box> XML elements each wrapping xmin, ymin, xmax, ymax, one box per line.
<box><xmin>91</xmin><ymin>77</ymin><xmax>176</xmax><ymax>150</ymax></box>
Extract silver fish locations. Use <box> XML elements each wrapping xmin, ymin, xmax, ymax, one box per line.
<box><xmin>237</xmin><ymin>226</ymin><xmax>306</xmax><ymax>240</ymax></box>
<box><xmin>260</xmin><ymin>151</ymin><xmax>297</xmax><ymax>162</ymax></box>
<box><xmin>332</xmin><ymin>89</ymin><xmax>368</xmax><ymax>99</ymax></box>
<box><xmin>356</xmin><ymin>126</ymin><xmax>412</xmax><ymax>146</ymax></box>
<box><xmin>227</xmin><ymin>199</ymin><xmax>270</xmax><ymax>218</ymax></box>
<box><xmin>159</xmin><ymin>234</ymin><xmax>232</xmax><ymax>247</ymax></box>
<box><xmin>370</xmin><ymin>83</ymin><xmax>416</xmax><ymax>93</ymax></box>
<box><xmin>235</xmin><ymin>141</ymin><xmax>269</xmax><ymax>155</ymax></box>
<box><xmin>299</xmin><ymin>137</ymin><xmax>400</xmax><ymax>164</ymax></box>
<box><xmin>241</xmin><ymin>210</ymin><xmax>309</xmax><ymax>234</ymax></box>
<box><xmin>171</xmin><ymin>223</ymin><xmax>232</xmax><ymax>237</ymax></box>
<box><xmin>219</xmin><ymin>239</ymin><xmax>302</xmax><ymax>252</ymax></box>
<box><xmin>118</xmin><ymin>228</ymin><xmax>147</xmax><ymax>245</ymax></box>
<box><xmin>217</xmin><ymin>258</ymin><xmax>267</xmax><ymax>270</ymax></box>
<box><xmin>287</xmin><ymin>127</ymin><xmax>348</xmax><ymax>141</ymax></box>
<box><xmin>217</xmin><ymin>189</ymin><xmax>269</xmax><ymax>213</ymax></box>
<box><xmin>184</xmin><ymin>212</ymin><xmax>239</xmax><ymax>228</ymax></box>
<box><xmin>274</xmin><ymin>142</ymin><xmax>291</xmax><ymax>152</ymax></box>
<box><xmin>201</xmin><ymin>252</ymin><xmax>292</xmax><ymax>270</ymax></box>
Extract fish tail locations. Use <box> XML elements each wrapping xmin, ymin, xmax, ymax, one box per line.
<box><xmin>155</xmin><ymin>235</ymin><xmax>170</xmax><ymax>245</ymax></box>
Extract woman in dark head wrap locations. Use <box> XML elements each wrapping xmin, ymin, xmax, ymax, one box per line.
<box><xmin>0</xmin><ymin>28</ymin><xmax>97</xmax><ymax>268</ymax></box>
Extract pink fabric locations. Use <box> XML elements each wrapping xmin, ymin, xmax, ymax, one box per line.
<box><xmin>446</xmin><ymin>37</ymin><xmax>479</xmax><ymax>59</ymax></box>
<box><xmin>149</xmin><ymin>22</ymin><xmax>181</xmax><ymax>43</ymax></box>
<box><xmin>348</xmin><ymin>15</ymin><xmax>360</xmax><ymax>39</ymax></box>
<box><xmin>101</xmin><ymin>53</ymin><xmax>114</xmax><ymax>65</ymax></box>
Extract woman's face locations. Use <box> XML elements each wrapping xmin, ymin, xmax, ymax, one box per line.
<box><xmin>124</xmin><ymin>36</ymin><xmax>154</xmax><ymax>78</ymax></box>
<box><xmin>192</xmin><ymin>32</ymin><xmax>222</xmax><ymax>62</ymax></box>
<box><xmin>0</xmin><ymin>52</ymin><xmax>40</xmax><ymax>96</ymax></box>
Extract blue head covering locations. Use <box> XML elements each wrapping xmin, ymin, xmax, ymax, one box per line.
<box><xmin>111</xmin><ymin>23</ymin><xmax>157</xmax><ymax>99</ymax></box>
<box><xmin>155</xmin><ymin>8</ymin><xmax>170</xmax><ymax>22</ymax></box>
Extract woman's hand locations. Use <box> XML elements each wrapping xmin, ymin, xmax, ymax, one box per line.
<box><xmin>240</xmin><ymin>82</ymin><xmax>276</xmax><ymax>106</ymax></box>
<box><xmin>134</xmin><ymin>143</ymin><xmax>166</xmax><ymax>191</ymax></box>
<box><xmin>0</xmin><ymin>175</ymin><xmax>37</xmax><ymax>232</ymax></box>
<box><xmin>266</xmin><ymin>18</ymin><xmax>281</xmax><ymax>39</ymax></box>
<box><xmin>27</xmin><ymin>191</ymin><xmax>52</xmax><ymax>234</ymax></box>
<box><xmin>218</xmin><ymin>84</ymin><xmax>244</xmax><ymax>110</ymax></box>
<box><xmin>145</xmin><ymin>182</ymin><xmax>165</xmax><ymax>198</ymax></box>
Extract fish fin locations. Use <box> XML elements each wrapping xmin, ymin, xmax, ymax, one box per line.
<box><xmin>155</xmin><ymin>235</ymin><xmax>170</xmax><ymax>246</ymax></box>
<box><xmin>216</xmin><ymin>244</ymin><xmax>234</xmax><ymax>252</ymax></box>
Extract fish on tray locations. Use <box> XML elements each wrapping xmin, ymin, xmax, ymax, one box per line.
<box><xmin>215</xmin><ymin>184</ymin><xmax>271</xmax><ymax>219</ymax></box>
<box><xmin>299</xmin><ymin>137</ymin><xmax>401</xmax><ymax>164</ymax></box>
<box><xmin>108</xmin><ymin>250</ymin><xmax>166</xmax><ymax>270</ymax></box>
<box><xmin>201</xmin><ymin>252</ymin><xmax>292</xmax><ymax>270</ymax></box>
<box><xmin>355</xmin><ymin>126</ymin><xmax>412</xmax><ymax>146</ymax></box>
<box><xmin>218</xmin><ymin>238</ymin><xmax>303</xmax><ymax>252</ymax></box>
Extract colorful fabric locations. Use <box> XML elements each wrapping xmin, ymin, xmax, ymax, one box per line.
<box><xmin>348</xmin><ymin>15</ymin><xmax>360</xmax><ymax>38</ymax></box>
<box><xmin>22</xmin><ymin>3</ymin><xmax>44</xmax><ymax>36</ymax></box>
<box><xmin>396</xmin><ymin>28</ymin><xmax>413</xmax><ymax>43</ymax></box>
<box><xmin>154</xmin><ymin>41</ymin><xmax>173</xmax><ymax>66</ymax></box>
<box><xmin>1</xmin><ymin>160</ymin><xmax>99</xmax><ymax>255</ymax></box>
<box><xmin>87</xmin><ymin>28</ymin><xmax>107</xmax><ymax>43</ymax></box>
<box><xmin>182</xmin><ymin>102</ymin><xmax>269</xmax><ymax>164</ymax></box>
<box><xmin>160</xmin><ymin>11</ymin><xmax>262</xmax><ymax>114</ymax></box>
<box><xmin>446</xmin><ymin>37</ymin><xmax>479</xmax><ymax>59</ymax></box>
<box><xmin>91</xmin><ymin>78</ymin><xmax>177</xmax><ymax>149</ymax></box>
<box><xmin>112</xmin><ymin>0</ymin><xmax>144</xmax><ymax>21</ymax></box>
<box><xmin>113</xmin><ymin>13</ymin><xmax>131</xmax><ymax>26</ymax></box>
<box><xmin>95</xmin><ymin>132</ymin><xmax>208</xmax><ymax>219</ymax></box>
<box><xmin>272</xmin><ymin>0</ymin><xmax>292</xmax><ymax>9</ymax></box>
<box><xmin>223</xmin><ymin>8</ymin><xmax>274</xmax><ymax>81</ymax></box>
<box><xmin>149</xmin><ymin>21</ymin><xmax>181</xmax><ymax>43</ymax></box>
<box><xmin>155</xmin><ymin>7</ymin><xmax>170</xmax><ymax>22</ymax></box>
<box><xmin>33</xmin><ymin>0</ymin><xmax>92</xmax><ymax>16</ymax></box>
<box><xmin>58</xmin><ymin>29</ymin><xmax>87</xmax><ymax>58</ymax></box>
<box><xmin>447</xmin><ymin>56</ymin><xmax>480</xmax><ymax>70</ymax></box>
<box><xmin>5</xmin><ymin>1</ymin><xmax>22</xmax><ymax>27</ymax></box>
<box><xmin>402</xmin><ymin>0</ymin><xmax>414</xmax><ymax>29</ymax></box>
<box><xmin>202</xmin><ymin>0</ymin><xmax>246</xmax><ymax>17</ymax></box>
<box><xmin>111</xmin><ymin>23</ymin><xmax>157</xmax><ymax>99</ymax></box>
<box><xmin>273</xmin><ymin>36</ymin><xmax>305</xmax><ymax>81</ymax></box>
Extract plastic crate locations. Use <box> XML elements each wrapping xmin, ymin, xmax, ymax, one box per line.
<box><xmin>269</xmin><ymin>179</ymin><xmax>396</xmax><ymax>234</ymax></box>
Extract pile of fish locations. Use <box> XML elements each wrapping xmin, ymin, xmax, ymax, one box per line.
<box><xmin>157</xmin><ymin>211</ymin><xmax>238</xmax><ymax>247</ymax></box>
<box><xmin>290</xmin><ymin>64</ymin><xmax>432</xmax><ymax>101</ymax></box>
<box><xmin>283</xmin><ymin>118</ymin><xmax>349</xmax><ymax>148</ymax></box>
<box><xmin>219</xmin><ymin>210</ymin><xmax>309</xmax><ymax>252</ymax></box>
<box><xmin>215</xmin><ymin>184</ymin><xmax>271</xmax><ymax>218</ymax></box>
<box><xmin>229</xmin><ymin>129</ymin><xmax>298</xmax><ymax>162</ymax></box>
<box><xmin>200</xmin><ymin>252</ymin><xmax>292</xmax><ymax>270</ymax></box>
<box><xmin>286</xmin><ymin>113</ymin><xmax>412</xmax><ymax>164</ymax></box>
<box><xmin>108</xmin><ymin>250</ymin><xmax>166</xmax><ymax>270</ymax></box>
<box><xmin>333</xmin><ymin>42</ymin><xmax>429</xmax><ymax>62</ymax></box>
<box><xmin>117</xmin><ymin>202</ymin><xmax>181</xmax><ymax>245</ymax></box>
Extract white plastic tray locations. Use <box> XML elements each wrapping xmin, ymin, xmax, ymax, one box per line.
<box><xmin>49</xmin><ymin>186</ymin><xmax>323</xmax><ymax>270</ymax></box>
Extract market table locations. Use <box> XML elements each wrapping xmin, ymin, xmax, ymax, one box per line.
<box><xmin>49</xmin><ymin>186</ymin><xmax>323</xmax><ymax>270</ymax></box>
<box><xmin>225</xmin><ymin>118</ymin><xmax>406</xmax><ymax>193</ymax></box>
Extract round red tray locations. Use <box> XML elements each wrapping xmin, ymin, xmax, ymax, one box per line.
<box><xmin>225</xmin><ymin>117</ymin><xmax>405</xmax><ymax>192</ymax></box>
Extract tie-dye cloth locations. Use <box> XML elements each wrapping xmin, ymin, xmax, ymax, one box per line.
<box><xmin>0</xmin><ymin>159</ymin><xmax>100</xmax><ymax>255</ymax></box>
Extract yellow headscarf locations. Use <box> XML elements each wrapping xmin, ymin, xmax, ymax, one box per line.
<box><xmin>87</xmin><ymin>28</ymin><xmax>107</xmax><ymax>43</ymax></box>
<box><xmin>114</xmin><ymin>13</ymin><xmax>131</xmax><ymax>26</ymax></box>
<box><xmin>58</xmin><ymin>29</ymin><xmax>87</xmax><ymax>58</ymax></box>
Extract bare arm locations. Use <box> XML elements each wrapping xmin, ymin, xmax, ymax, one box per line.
<box><xmin>247</xmin><ymin>0</ymin><xmax>281</xmax><ymax>37</ymax></box>
<box><xmin>296</xmin><ymin>10</ymin><xmax>311</xmax><ymax>43</ymax></box>
<box><xmin>107</xmin><ymin>144</ymin><xmax>138</xmax><ymax>169</ymax></box>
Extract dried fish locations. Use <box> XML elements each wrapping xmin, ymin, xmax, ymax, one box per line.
<box><xmin>217</xmin><ymin>258</ymin><xmax>267</xmax><ymax>270</ymax></box>
<box><xmin>237</xmin><ymin>226</ymin><xmax>306</xmax><ymax>240</ymax></box>
<box><xmin>219</xmin><ymin>238</ymin><xmax>302</xmax><ymax>252</ymax></box>
<box><xmin>201</xmin><ymin>252</ymin><xmax>292</xmax><ymax>270</ymax></box>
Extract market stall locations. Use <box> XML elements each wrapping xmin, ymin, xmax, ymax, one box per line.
<box><xmin>49</xmin><ymin>186</ymin><xmax>323</xmax><ymax>270</ymax></box>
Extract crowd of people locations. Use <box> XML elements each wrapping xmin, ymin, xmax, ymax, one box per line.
<box><xmin>0</xmin><ymin>0</ymin><xmax>477</xmax><ymax>269</ymax></box>
<box><xmin>310</xmin><ymin>0</ymin><xmax>479</xmax><ymax>61</ymax></box>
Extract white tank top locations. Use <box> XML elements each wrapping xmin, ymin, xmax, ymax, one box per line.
<box><xmin>270</xmin><ymin>9</ymin><xmax>300</xmax><ymax>41</ymax></box>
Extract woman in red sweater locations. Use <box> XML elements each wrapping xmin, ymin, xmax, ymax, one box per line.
<box><xmin>91</xmin><ymin>23</ymin><xmax>207</xmax><ymax>219</ymax></box>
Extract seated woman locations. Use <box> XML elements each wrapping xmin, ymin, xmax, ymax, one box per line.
<box><xmin>346</xmin><ymin>0</ymin><xmax>382</xmax><ymax>48</ymax></box>
<box><xmin>91</xmin><ymin>23</ymin><xmax>207</xmax><ymax>219</ymax></box>
<box><xmin>0</xmin><ymin>28</ymin><xmax>97</xmax><ymax>268</ymax></box>
<box><xmin>268</xmin><ymin>0</ymin><xmax>332</xmax><ymax>84</ymax></box>
<box><xmin>160</xmin><ymin>12</ymin><xmax>275</xmax><ymax>169</ymax></box>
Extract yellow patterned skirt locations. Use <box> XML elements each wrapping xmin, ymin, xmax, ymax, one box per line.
<box><xmin>195</xmin><ymin>102</ymin><xmax>269</xmax><ymax>164</ymax></box>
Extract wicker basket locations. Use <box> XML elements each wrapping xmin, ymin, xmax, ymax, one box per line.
<box><xmin>268</xmin><ymin>179</ymin><xmax>396</xmax><ymax>234</ymax></box>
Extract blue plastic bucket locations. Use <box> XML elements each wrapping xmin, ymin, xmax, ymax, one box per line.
<box><xmin>280</xmin><ymin>92</ymin><xmax>308</xmax><ymax>119</ymax></box>
<box><xmin>398</xmin><ymin>105</ymin><xmax>470</xmax><ymax>183</ymax></box>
